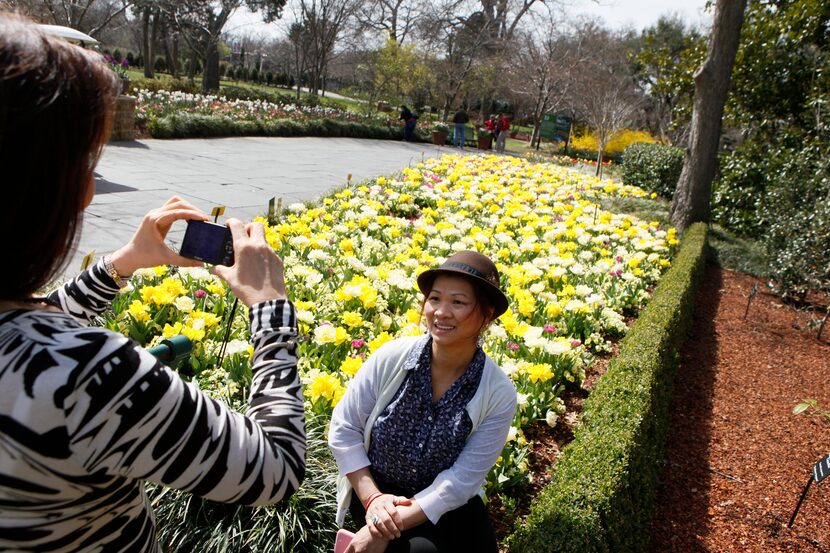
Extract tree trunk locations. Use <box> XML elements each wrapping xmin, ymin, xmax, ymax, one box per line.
<box><xmin>164</xmin><ymin>38</ymin><xmax>174</xmax><ymax>77</ymax></box>
<box><xmin>670</xmin><ymin>0</ymin><xmax>748</xmax><ymax>230</ymax></box>
<box><xmin>162</xmin><ymin>25</ymin><xmax>178</xmax><ymax>79</ymax></box>
<box><xmin>201</xmin><ymin>43</ymin><xmax>220</xmax><ymax>93</ymax></box>
<box><xmin>141</xmin><ymin>8</ymin><xmax>154</xmax><ymax>78</ymax></box>
<box><xmin>187</xmin><ymin>49</ymin><xmax>197</xmax><ymax>83</ymax></box>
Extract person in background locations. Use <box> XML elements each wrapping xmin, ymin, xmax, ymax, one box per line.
<box><xmin>0</xmin><ymin>13</ymin><xmax>305</xmax><ymax>552</ymax></box>
<box><xmin>495</xmin><ymin>113</ymin><xmax>511</xmax><ymax>152</ymax></box>
<box><xmin>329</xmin><ymin>251</ymin><xmax>517</xmax><ymax>553</ymax></box>
<box><xmin>400</xmin><ymin>105</ymin><xmax>417</xmax><ymax>142</ymax></box>
<box><xmin>484</xmin><ymin>115</ymin><xmax>498</xmax><ymax>149</ymax></box>
<box><xmin>452</xmin><ymin>107</ymin><xmax>470</xmax><ymax>148</ymax></box>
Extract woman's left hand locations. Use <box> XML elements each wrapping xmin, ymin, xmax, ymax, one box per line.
<box><xmin>345</xmin><ymin>526</ymin><xmax>389</xmax><ymax>553</ymax></box>
<box><xmin>110</xmin><ymin>196</ymin><xmax>210</xmax><ymax>276</ymax></box>
<box><xmin>366</xmin><ymin>494</ymin><xmax>411</xmax><ymax>540</ymax></box>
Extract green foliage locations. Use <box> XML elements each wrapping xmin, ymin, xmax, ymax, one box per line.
<box><xmin>369</xmin><ymin>39</ymin><xmax>433</xmax><ymax>108</ymax></box>
<box><xmin>128</xmin><ymin>77</ymin><xmax>198</xmax><ymax>95</ymax></box>
<box><xmin>621</xmin><ymin>142</ymin><xmax>684</xmax><ymax>198</ymax></box>
<box><xmin>794</xmin><ymin>399</ymin><xmax>830</xmax><ymax>420</ymax></box>
<box><xmin>726</xmin><ymin>0</ymin><xmax>830</xmax><ymax>134</ymax></box>
<box><xmin>150</xmin><ymin>415</ymin><xmax>338</xmax><ymax>553</ymax></box>
<box><xmin>147</xmin><ymin>112</ymin><xmax>421</xmax><ymax>142</ymax></box>
<box><xmin>506</xmin><ymin>224</ymin><xmax>708</xmax><ymax>553</ymax></box>
<box><xmin>628</xmin><ymin>16</ymin><xmax>706</xmax><ymax>141</ymax></box>
<box><xmin>712</xmin><ymin>136</ymin><xmax>830</xmax><ymax>294</ymax></box>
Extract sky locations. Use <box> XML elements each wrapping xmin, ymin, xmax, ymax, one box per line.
<box><xmin>561</xmin><ymin>0</ymin><xmax>712</xmax><ymax>32</ymax></box>
<box><xmin>226</xmin><ymin>0</ymin><xmax>713</xmax><ymax>39</ymax></box>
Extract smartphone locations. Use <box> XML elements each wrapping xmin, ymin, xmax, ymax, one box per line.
<box><xmin>333</xmin><ymin>529</ymin><xmax>354</xmax><ymax>553</ymax></box>
<box><xmin>179</xmin><ymin>220</ymin><xmax>234</xmax><ymax>266</ymax></box>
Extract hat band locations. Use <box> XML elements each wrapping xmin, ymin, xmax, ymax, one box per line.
<box><xmin>443</xmin><ymin>261</ymin><xmax>497</xmax><ymax>285</ymax></box>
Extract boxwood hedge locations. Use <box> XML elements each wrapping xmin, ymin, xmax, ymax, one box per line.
<box><xmin>507</xmin><ymin>223</ymin><xmax>708</xmax><ymax>553</ymax></box>
<box><xmin>146</xmin><ymin>113</ymin><xmax>427</xmax><ymax>143</ymax></box>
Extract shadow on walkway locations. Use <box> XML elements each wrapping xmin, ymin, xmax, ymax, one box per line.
<box><xmin>93</xmin><ymin>174</ymin><xmax>137</xmax><ymax>194</ymax></box>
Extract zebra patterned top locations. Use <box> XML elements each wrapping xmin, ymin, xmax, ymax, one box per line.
<box><xmin>0</xmin><ymin>260</ymin><xmax>306</xmax><ymax>552</ymax></box>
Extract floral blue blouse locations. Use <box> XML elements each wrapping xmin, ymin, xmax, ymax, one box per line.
<box><xmin>367</xmin><ymin>337</ymin><xmax>486</xmax><ymax>495</ymax></box>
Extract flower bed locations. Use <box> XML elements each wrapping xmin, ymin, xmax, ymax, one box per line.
<box><xmin>99</xmin><ymin>154</ymin><xmax>676</xmax><ymax>550</ymax></box>
<box><xmin>134</xmin><ymin>90</ymin><xmax>430</xmax><ymax>141</ymax></box>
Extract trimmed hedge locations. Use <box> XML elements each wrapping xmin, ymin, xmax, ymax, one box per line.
<box><xmin>507</xmin><ymin>223</ymin><xmax>708</xmax><ymax>553</ymax></box>
<box><xmin>147</xmin><ymin>113</ymin><xmax>427</xmax><ymax>142</ymax></box>
<box><xmin>621</xmin><ymin>142</ymin><xmax>685</xmax><ymax>199</ymax></box>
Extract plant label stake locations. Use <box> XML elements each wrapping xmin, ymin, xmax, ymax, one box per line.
<box><xmin>743</xmin><ymin>283</ymin><xmax>758</xmax><ymax>321</ymax></box>
<box><xmin>80</xmin><ymin>251</ymin><xmax>95</xmax><ymax>271</ymax></box>
<box><xmin>788</xmin><ymin>451</ymin><xmax>830</xmax><ymax>528</ymax></box>
<box><xmin>267</xmin><ymin>197</ymin><xmax>276</xmax><ymax>225</ymax></box>
<box><xmin>211</xmin><ymin>206</ymin><xmax>225</xmax><ymax>223</ymax></box>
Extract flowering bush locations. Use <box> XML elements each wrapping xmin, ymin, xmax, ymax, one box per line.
<box><xmin>570</xmin><ymin>128</ymin><xmax>659</xmax><ymax>157</ymax></box>
<box><xmin>102</xmin><ymin>53</ymin><xmax>129</xmax><ymax>80</ymax></box>
<box><xmin>101</xmin><ymin>154</ymin><xmax>676</xmax><ymax>499</ymax></box>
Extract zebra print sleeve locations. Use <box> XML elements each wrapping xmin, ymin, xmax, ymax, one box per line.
<box><xmin>46</xmin><ymin>259</ymin><xmax>121</xmax><ymax>322</ymax></box>
<box><xmin>61</xmin><ymin>299</ymin><xmax>306</xmax><ymax>506</ymax></box>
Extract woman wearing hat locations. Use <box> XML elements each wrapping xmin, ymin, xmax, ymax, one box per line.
<box><xmin>329</xmin><ymin>251</ymin><xmax>517</xmax><ymax>553</ymax></box>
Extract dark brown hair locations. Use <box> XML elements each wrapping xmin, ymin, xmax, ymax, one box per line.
<box><xmin>0</xmin><ymin>12</ymin><xmax>118</xmax><ymax>300</ymax></box>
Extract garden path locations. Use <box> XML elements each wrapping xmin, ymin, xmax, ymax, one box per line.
<box><xmin>68</xmin><ymin>136</ymin><xmax>455</xmax><ymax>279</ymax></box>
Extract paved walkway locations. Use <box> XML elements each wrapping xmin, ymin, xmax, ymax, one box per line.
<box><xmin>68</xmin><ymin>136</ymin><xmax>456</xmax><ymax>278</ymax></box>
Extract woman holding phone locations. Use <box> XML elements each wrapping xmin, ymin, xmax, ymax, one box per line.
<box><xmin>329</xmin><ymin>251</ymin><xmax>517</xmax><ymax>553</ymax></box>
<box><xmin>0</xmin><ymin>13</ymin><xmax>305</xmax><ymax>552</ymax></box>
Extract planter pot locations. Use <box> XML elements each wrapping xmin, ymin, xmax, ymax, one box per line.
<box><xmin>477</xmin><ymin>136</ymin><xmax>493</xmax><ymax>150</ymax></box>
<box><xmin>432</xmin><ymin>130</ymin><xmax>448</xmax><ymax>146</ymax></box>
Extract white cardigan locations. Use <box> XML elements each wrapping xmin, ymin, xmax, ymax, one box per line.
<box><xmin>328</xmin><ymin>335</ymin><xmax>517</xmax><ymax>526</ymax></box>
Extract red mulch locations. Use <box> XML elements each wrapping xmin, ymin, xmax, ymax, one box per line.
<box><xmin>491</xmin><ymin>265</ymin><xmax>830</xmax><ymax>551</ymax></box>
<box><xmin>650</xmin><ymin>266</ymin><xmax>830</xmax><ymax>552</ymax></box>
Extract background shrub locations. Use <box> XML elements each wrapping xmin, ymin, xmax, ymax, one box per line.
<box><xmin>621</xmin><ymin>142</ymin><xmax>685</xmax><ymax>199</ymax></box>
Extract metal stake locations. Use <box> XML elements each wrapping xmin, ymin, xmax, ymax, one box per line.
<box><xmin>788</xmin><ymin>474</ymin><xmax>814</xmax><ymax>529</ymax></box>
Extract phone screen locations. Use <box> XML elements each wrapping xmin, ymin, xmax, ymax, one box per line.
<box><xmin>180</xmin><ymin>220</ymin><xmax>233</xmax><ymax>266</ymax></box>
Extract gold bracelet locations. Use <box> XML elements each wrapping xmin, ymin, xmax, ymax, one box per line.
<box><xmin>102</xmin><ymin>255</ymin><xmax>128</xmax><ymax>288</ymax></box>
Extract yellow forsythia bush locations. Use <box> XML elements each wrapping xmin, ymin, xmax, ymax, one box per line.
<box><xmin>570</xmin><ymin>129</ymin><xmax>659</xmax><ymax>156</ymax></box>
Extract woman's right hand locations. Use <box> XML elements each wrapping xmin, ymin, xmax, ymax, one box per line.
<box><xmin>346</xmin><ymin>526</ymin><xmax>389</xmax><ymax>553</ymax></box>
<box><xmin>211</xmin><ymin>219</ymin><xmax>286</xmax><ymax>307</ymax></box>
